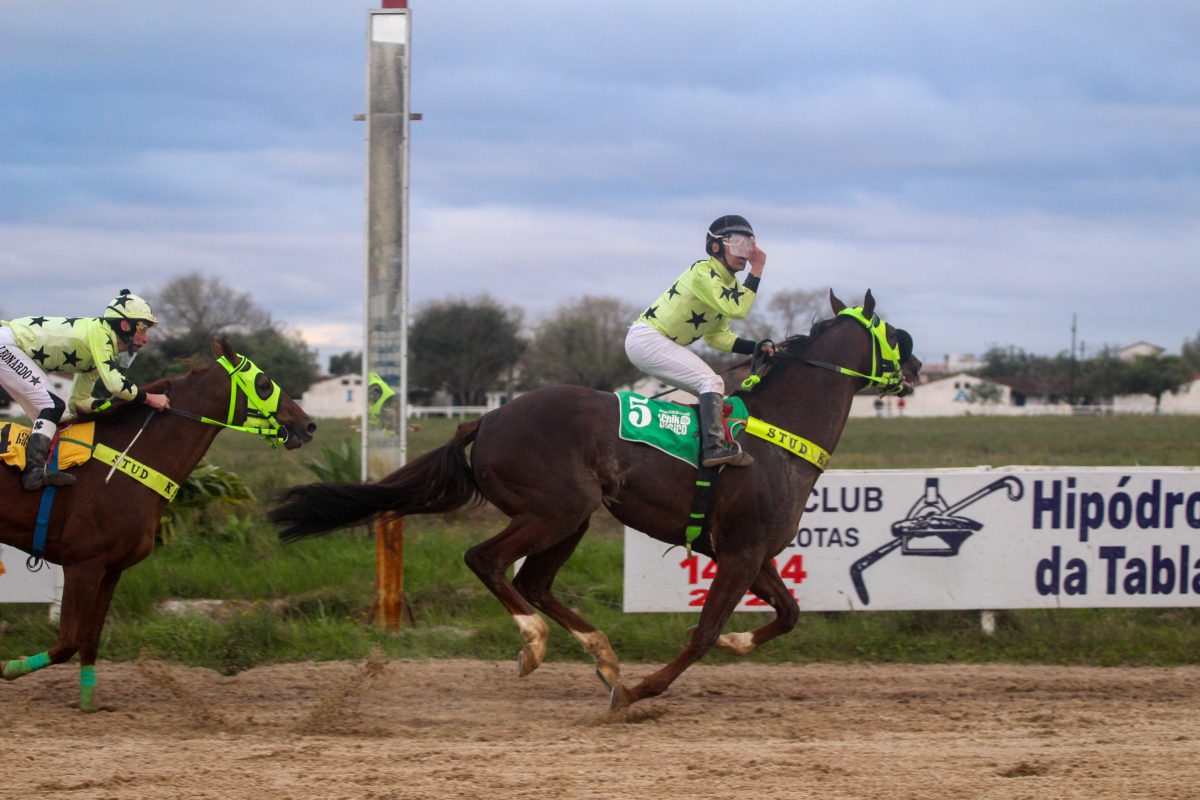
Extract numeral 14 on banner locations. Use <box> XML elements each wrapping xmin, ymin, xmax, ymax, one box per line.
<box><xmin>680</xmin><ymin>554</ymin><xmax>808</xmax><ymax>607</ymax></box>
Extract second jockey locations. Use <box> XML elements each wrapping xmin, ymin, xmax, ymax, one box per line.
<box><xmin>0</xmin><ymin>289</ymin><xmax>171</xmax><ymax>490</ymax></box>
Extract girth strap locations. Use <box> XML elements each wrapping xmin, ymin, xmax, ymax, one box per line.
<box><xmin>684</xmin><ymin>467</ymin><xmax>720</xmax><ymax>552</ymax></box>
<box><xmin>28</xmin><ymin>443</ymin><xmax>60</xmax><ymax>572</ymax></box>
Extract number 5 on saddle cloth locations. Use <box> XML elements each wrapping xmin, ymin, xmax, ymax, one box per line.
<box><xmin>617</xmin><ymin>392</ymin><xmax>746</xmax><ymax>553</ymax></box>
<box><xmin>617</xmin><ymin>391</ymin><xmax>832</xmax><ymax>553</ymax></box>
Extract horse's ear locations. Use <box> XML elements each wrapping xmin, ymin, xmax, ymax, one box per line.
<box><xmin>211</xmin><ymin>337</ymin><xmax>236</xmax><ymax>361</ymax></box>
<box><xmin>829</xmin><ymin>289</ymin><xmax>846</xmax><ymax>313</ymax></box>
<box><xmin>863</xmin><ymin>289</ymin><xmax>876</xmax><ymax>318</ymax></box>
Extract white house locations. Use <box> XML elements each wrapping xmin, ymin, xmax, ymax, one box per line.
<box><xmin>298</xmin><ymin>374</ymin><xmax>364</xmax><ymax>419</ymax></box>
<box><xmin>921</xmin><ymin>353</ymin><xmax>985</xmax><ymax>382</ymax></box>
<box><xmin>849</xmin><ymin>373</ymin><xmax>1017</xmax><ymax>418</ymax></box>
<box><xmin>298</xmin><ymin>374</ymin><xmax>511</xmax><ymax>419</ymax></box>
<box><xmin>1119</xmin><ymin>341</ymin><xmax>1165</xmax><ymax>362</ymax></box>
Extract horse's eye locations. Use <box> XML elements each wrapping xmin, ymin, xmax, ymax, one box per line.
<box><xmin>255</xmin><ymin>373</ymin><xmax>275</xmax><ymax>400</ymax></box>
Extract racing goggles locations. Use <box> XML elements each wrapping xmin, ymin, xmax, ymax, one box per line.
<box><xmin>133</xmin><ymin>320</ymin><xmax>154</xmax><ymax>334</ymax></box>
<box><xmin>721</xmin><ymin>233</ymin><xmax>755</xmax><ymax>259</ymax></box>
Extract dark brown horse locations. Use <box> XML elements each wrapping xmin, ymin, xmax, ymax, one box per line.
<box><xmin>1</xmin><ymin>339</ymin><xmax>315</xmax><ymax>711</ymax></box>
<box><xmin>272</xmin><ymin>291</ymin><xmax>920</xmax><ymax>709</ymax></box>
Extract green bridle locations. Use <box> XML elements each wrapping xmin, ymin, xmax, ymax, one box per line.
<box><xmin>741</xmin><ymin>305</ymin><xmax>907</xmax><ymax>396</ymax></box>
<box><xmin>168</xmin><ymin>354</ymin><xmax>288</xmax><ymax>446</ymax></box>
<box><xmin>825</xmin><ymin>307</ymin><xmax>907</xmax><ymax>396</ymax></box>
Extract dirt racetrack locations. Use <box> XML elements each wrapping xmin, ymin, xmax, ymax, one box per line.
<box><xmin>2</xmin><ymin>657</ymin><xmax>1199</xmax><ymax>800</ymax></box>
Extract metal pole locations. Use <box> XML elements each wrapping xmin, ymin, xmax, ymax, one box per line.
<box><xmin>364</xmin><ymin>4</ymin><xmax>411</xmax><ymax>629</ymax></box>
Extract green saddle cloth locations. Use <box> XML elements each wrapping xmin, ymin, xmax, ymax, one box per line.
<box><xmin>615</xmin><ymin>391</ymin><xmax>748</xmax><ymax>468</ymax></box>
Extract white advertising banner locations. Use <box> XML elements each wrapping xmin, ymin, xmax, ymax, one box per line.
<box><xmin>0</xmin><ymin>544</ymin><xmax>63</xmax><ymax>605</ymax></box>
<box><xmin>624</xmin><ymin>467</ymin><xmax>1200</xmax><ymax>612</ymax></box>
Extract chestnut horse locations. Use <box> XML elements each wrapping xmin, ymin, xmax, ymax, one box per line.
<box><xmin>0</xmin><ymin>339</ymin><xmax>315</xmax><ymax>711</ymax></box>
<box><xmin>272</xmin><ymin>291</ymin><xmax>920</xmax><ymax>709</ymax></box>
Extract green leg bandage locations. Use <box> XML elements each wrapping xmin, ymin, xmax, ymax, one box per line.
<box><xmin>2</xmin><ymin>651</ymin><xmax>51</xmax><ymax>680</ymax></box>
<box><xmin>79</xmin><ymin>665</ymin><xmax>98</xmax><ymax>712</ymax></box>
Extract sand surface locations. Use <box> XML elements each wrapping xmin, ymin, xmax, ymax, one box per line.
<box><xmin>2</xmin><ymin>657</ymin><xmax>1199</xmax><ymax>799</ymax></box>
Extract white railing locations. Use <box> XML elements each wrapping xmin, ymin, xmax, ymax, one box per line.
<box><xmin>407</xmin><ymin>405</ymin><xmax>491</xmax><ymax>419</ymax></box>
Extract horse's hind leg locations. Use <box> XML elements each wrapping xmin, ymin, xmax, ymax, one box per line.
<box><xmin>465</xmin><ymin>512</ymin><xmax>586</xmax><ymax>678</ymax></box>
<box><xmin>715</xmin><ymin>560</ymin><xmax>799</xmax><ymax>656</ymax></box>
<box><xmin>512</xmin><ymin>520</ymin><xmax>621</xmax><ymax>690</ymax></box>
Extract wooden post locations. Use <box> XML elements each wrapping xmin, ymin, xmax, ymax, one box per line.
<box><xmin>371</xmin><ymin>514</ymin><xmax>411</xmax><ymax>629</ymax></box>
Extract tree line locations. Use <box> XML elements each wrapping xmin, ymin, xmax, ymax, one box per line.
<box><xmin>977</xmin><ymin>342</ymin><xmax>1200</xmax><ymax>412</ymax></box>
<box><xmin>337</xmin><ymin>288</ymin><xmax>831</xmax><ymax>405</ymax></box>
<box><xmin>5</xmin><ymin>272</ymin><xmax>1195</xmax><ymax>411</ymax></box>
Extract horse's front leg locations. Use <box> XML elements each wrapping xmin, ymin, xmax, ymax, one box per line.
<box><xmin>512</xmin><ymin>521</ymin><xmax>621</xmax><ymax>690</ymax></box>
<box><xmin>73</xmin><ymin>567</ymin><xmax>123</xmax><ymax>712</ymax></box>
<box><xmin>714</xmin><ymin>559</ymin><xmax>799</xmax><ymax>656</ymax></box>
<box><xmin>2</xmin><ymin>561</ymin><xmax>102</xmax><ymax>691</ymax></box>
<box><xmin>611</xmin><ymin>550</ymin><xmax>761</xmax><ymax>710</ymax></box>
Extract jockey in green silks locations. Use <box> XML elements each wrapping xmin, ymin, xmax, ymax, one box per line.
<box><xmin>624</xmin><ymin>214</ymin><xmax>775</xmax><ymax>468</ymax></box>
<box><xmin>0</xmin><ymin>289</ymin><xmax>171</xmax><ymax>490</ymax></box>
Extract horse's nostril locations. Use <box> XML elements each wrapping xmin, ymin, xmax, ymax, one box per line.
<box><xmin>306</xmin><ymin>422</ymin><xmax>318</xmax><ymax>437</ymax></box>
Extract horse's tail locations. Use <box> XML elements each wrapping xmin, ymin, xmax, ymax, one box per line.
<box><xmin>270</xmin><ymin>419</ymin><xmax>484</xmax><ymax>542</ymax></box>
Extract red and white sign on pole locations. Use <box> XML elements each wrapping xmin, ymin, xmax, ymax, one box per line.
<box><xmin>624</xmin><ymin>467</ymin><xmax>1200</xmax><ymax>612</ymax></box>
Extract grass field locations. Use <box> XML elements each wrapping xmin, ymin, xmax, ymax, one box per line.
<box><xmin>2</xmin><ymin>412</ymin><xmax>1199</xmax><ymax>672</ymax></box>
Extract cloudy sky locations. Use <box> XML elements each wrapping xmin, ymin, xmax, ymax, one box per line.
<box><xmin>2</xmin><ymin>0</ymin><xmax>1197</xmax><ymax>370</ymax></box>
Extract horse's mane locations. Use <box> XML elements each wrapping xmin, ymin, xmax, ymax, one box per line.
<box><xmin>728</xmin><ymin>314</ymin><xmax>840</xmax><ymax>398</ymax></box>
<box><xmin>771</xmin><ymin>315</ymin><xmax>840</xmax><ymax>362</ymax></box>
<box><xmin>64</xmin><ymin>362</ymin><xmax>215</xmax><ymax>427</ymax></box>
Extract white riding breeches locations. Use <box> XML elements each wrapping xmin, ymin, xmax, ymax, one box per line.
<box><xmin>624</xmin><ymin>322</ymin><xmax>725</xmax><ymax>397</ymax></box>
<box><xmin>0</xmin><ymin>326</ymin><xmax>59</xmax><ymax>422</ymax></box>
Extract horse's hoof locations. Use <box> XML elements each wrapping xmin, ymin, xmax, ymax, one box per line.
<box><xmin>594</xmin><ymin>662</ymin><xmax>619</xmax><ymax>691</ymax></box>
<box><xmin>714</xmin><ymin>631</ymin><xmax>756</xmax><ymax>656</ymax></box>
<box><xmin>516</xmin><ymin>648</ymin><xmax>536</xmax><ymax>678</ymax></box>
<box><xmin>609</xmin><ymin>683</ymin><xmax>633</xmax><ymax>710</ymax></box>
<box><xmin>2</xmin><ymin>660</ymin><xmax>29</xmax><ymax>680</ymax></box>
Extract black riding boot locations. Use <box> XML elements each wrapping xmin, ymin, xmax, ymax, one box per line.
<box><xmin>22</xmin><ymin>432</ymin><xmax>76</xmax><ymax>491</ymax></box>
<box><xmin>699</xmin><ymin>392</ymin><xmax>753</xmax><ymax>468</ymax></box>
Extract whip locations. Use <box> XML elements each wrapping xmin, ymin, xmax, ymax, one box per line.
<box><xmin>105</xmin><ymin>408</ymin><xmax>157</xmax><ymax>484</ymax></box>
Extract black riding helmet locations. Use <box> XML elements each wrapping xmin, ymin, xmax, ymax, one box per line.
<box><xmin>705</xmin><ymin>214</ymin><xmax>755</xmax><ymax>259</ymax></box>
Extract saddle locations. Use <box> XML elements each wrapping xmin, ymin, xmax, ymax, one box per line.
<box><xmin>615</xmin><ymin>392</ymin><xmax>748</xmax><ymax>467</ymax></box>
<box><xmin>616</xmin><ymin>392</ymin><xmax>749</xmax><ymax>552</ymax></box>
<box><xmin>0</xmin><ymin>421</ymin><xmax>97</xmax><ymax>473</ymax></box>
<box><xmin>1</xmin><ymin>420</ymin><xmax>179</xmax><ymax>500</ymax></box>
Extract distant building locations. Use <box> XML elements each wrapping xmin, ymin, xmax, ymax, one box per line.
<box><xmin>1113</xmin><ymin>374</ymin><xmax>1200</xmax><ymax>414</ymax></box>
<box><xmin>989</xmin><ymin>375</ymin><xmax>1072</xmax><ymax>406</ymax></box>
<box><xmin>1118</xmin><ymin>341</ymin><xmax>1164</xmax><ymax>362</ymax></box>
<box><xmin>921</xmin><ymin>353</ymin><xmax>984</xmax><ymax>381</ymax></box>
<box><xmin>849</xmin><ymin>373</ymin><xmax>1012</xmax><ymax>418</ymax></box>
<box><xmin>298</xmin><ymin>374</ymin><xmax>364</xmax><ymax>419</ymax></box>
